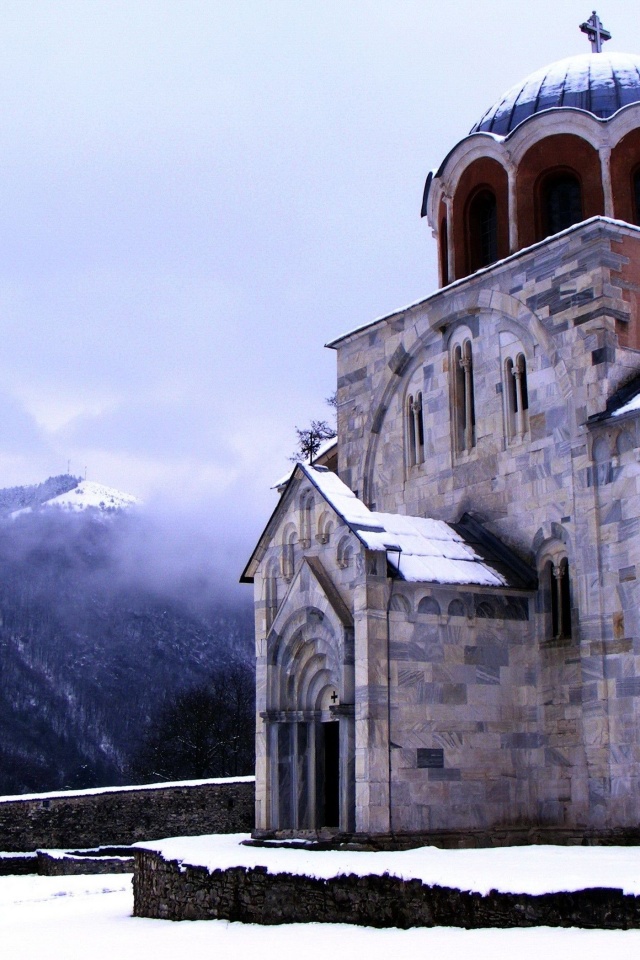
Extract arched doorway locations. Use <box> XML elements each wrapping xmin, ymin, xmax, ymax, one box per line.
<box><xmin>266</xmin><ymin>608</ymin><xmax>354</xmax><ymax>833</ymax></box>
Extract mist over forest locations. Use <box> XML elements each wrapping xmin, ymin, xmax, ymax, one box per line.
<box><xmin>0</xmin><ymin>477</ymin><xmax>255</xmax><ymax>795</ymax></box>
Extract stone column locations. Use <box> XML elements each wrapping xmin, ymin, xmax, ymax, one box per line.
<box><xmin>444</xmin><ymin>193</ymin><xmax>455</xmax><ymax>282</ymax></box>
<box><xmin>600</xmin><ymin>146</ymin><xmax>614</xmax><ymax>219</ymax></box>
<box><xmin>353</xmin><ymin>558</ymin><xmax>390</xmax><ymax>835</ymax></box>
<box><xmin>506</xmin><ymin>157</ymin><xmax>518</xmax><ymax>252</ymax></box>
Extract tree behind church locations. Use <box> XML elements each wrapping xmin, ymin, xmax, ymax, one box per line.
<box><xmin>131</xmin><ymin>660</ymin><xmax>254</xmax><ymax>781</ymax></box>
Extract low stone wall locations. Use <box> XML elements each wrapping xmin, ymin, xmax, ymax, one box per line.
<box><xmin>133</xmin><ymin>848</ymin><xmax>640</xmax><ymax>929</ymax></box>
<box><xmin>36</xmin><ymin>850</ymin><xmax>134</xmax><ymax>876</ymax></box>
<box><xmin>0</xmin><ymin>778</ymin><xmax>254</xmax><ymax>852</ymax></box>
<box><xmin>0</xmin><ymin>854</ymin><xmax>38</xmax><ymax>876</ymax></box>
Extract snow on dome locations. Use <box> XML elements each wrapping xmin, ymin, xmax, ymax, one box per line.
<box><xmin>471</xmin><ymin>52</ymin><xmax>640</xmax><ymax>136</ymax></box>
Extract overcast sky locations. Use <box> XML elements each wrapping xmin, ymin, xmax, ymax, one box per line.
<box><xmin>1</xmin><ymin>1</ymin><xmax>639</xmax><ymax>581</ymax></box>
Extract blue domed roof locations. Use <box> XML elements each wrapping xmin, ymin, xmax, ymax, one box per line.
<box><xmin>472</xmin><ymin>52</ymin><xmax>640</xmax><ymax>136</ymax></box>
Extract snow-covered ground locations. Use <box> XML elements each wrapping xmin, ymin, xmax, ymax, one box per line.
<box><xmin>2</xmin><ymin>873</ymin><xmax>640</xmax><ymax>960</ymax></box>
<box><xmin>137</xmin><ymin>833</ymin><xmax>640</xmax><ymax>896</ymax></box>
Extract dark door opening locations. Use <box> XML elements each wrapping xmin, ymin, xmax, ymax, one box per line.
<box><xmin>321</xmin><ymin>721</ymin><xmax>340</xmax><ymax>828</ymax></box>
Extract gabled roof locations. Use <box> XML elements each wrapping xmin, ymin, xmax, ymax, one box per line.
<box><xmin>241</xmin><ymin>463</ymin><xmax>535</xmax><ymax>590</ymax></box>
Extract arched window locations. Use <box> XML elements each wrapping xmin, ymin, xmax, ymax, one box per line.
<box><xmin>316</xmin><ymin>510</ymin><xmax>333</xmax><ymax>544</ymax></box>
<box><xmin>467</xmin><ymin>188</ymin><xmax>498</xmax><ymax>272</ymax></box>
<box><xmin>448</xmin><ymin>598</ymin><xmax>465</xmax><ymax>617</ymax></box>
<box><xmin>417</xmin><ymin>596</ymin><xmax>440</xmax><ymax>616</ymax></box>
<box><xmin>406</xmin><ymin>392</ymin><xmax>425</xmax><ymax>467</ymax></box>
<box><xmin>542</xmin><ymin>171</ymin><xmax>582</xmax><ymax>238</ymax></box>
<box><xmin>299</xmin><ymin>492</ymin><xmax>314</xmax><ymax>548</ymax></box>
<box><xmin>617</xmin><ymin>430</ymin><xmax>634</xmax><ymax>455</ymax></box>
<box><xmin>504</xmin><ymin>352</ymin><xmax>529</xmax><ymax>441</ymax></box>
<box><xmin>476</xmin><ymin>600</ymin><xmax>494</xmax><ymax>619</ymax></box>
<box><xmin>265</xmin><ymin>560</ymin><xmax>279</xmax><ymax>631</ymax></box>
<box><xmin>337</xmin><ymin>535</ymin><xmax>353</xmax><ymax>570</ymax></box>
<box><xmin>592</xmin><ymin>436</ymin><xmax>612</xmax><ymax>486</ymax></box>
<box><xmin>452</xmin><ymin>338</ymin><xmax>475</xmax><ymax>454</ymax></box>
<box><xmin>282</xmin><ymin>525</ymin><xmax>297</xmax><ymax>581</ymax></box>
<box><xmin>543</xmin><ymin>555</ymin><xmax>572</xmax><ymax>641</ymax></box>
<box><xmin>390</xmin><ymin>594</ymin><xmax>411</xmax><ymax>614</ymax></box>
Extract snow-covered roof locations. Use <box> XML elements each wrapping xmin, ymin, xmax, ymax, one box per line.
<box><xmin>611</xmin><ymin>392</ymin><xmax>640</xmax><ymax>418</ymax></box>
<box><xmin>589</xmin><ymin>373</ymin><xmax>640</xmax><ymax>423</ymax></box>
<box><xmin>472</xmin><ymin>53</ymin><xmax>640</xmax><ymax>136</ymax></box>
<box><xmin>242</xmin><ymin>460</ymin><xmax>535</xmax><ymax>588</ymax></box>
<box><xmin>294</xmin><ymin>465</ymin><xmax>531</xmax><ymax>588</ymax></box>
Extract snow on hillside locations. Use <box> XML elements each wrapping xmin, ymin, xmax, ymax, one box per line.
<box><xmin>11</xmin><ymin>480</ymin><xmax>140</xmax><ymax>517</ymax></box>
<box><xmin>43</xmin><ymin>480</ymin><xmax>140</xmax><ymax>512</ymax></box>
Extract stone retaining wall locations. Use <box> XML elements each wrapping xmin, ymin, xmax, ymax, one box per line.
<box><xmin>133</xmin><ymin>848</ymin><xmax>640</xmax><ymax>929</ymax></box>
<box><xmin>36</xmin><ymin>850</ymin><xmax>134</xmax><ymax>876</ymax></box>
<box><xmin>0</xmin><ymin>778</ymin><xmax>254</xmax><ymax>852</ymax></box>
<box><xmin>0</xmin><ymin>854</ymin><xmax>37</xmax><ymax>876</ymax></box>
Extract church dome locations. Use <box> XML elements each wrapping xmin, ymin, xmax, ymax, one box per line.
<box><xmin>472</xmin><ymin>52</ymin><xmax>640</xmax><ymax>136</ymax></box>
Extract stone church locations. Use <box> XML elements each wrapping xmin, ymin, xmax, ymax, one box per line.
<box><xmin>242</xmin><ymin>15</ymin><xmax>640</xmax><ymax>843</ymax></box>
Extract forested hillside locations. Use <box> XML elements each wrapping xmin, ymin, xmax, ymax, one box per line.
<box><xmin>0</xmin><ymin>485</ymin><xmax>254</xmax><ymax>795</ymax></box>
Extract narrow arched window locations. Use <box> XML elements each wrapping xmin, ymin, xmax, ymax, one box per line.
<box><xmin>467</xmin><ymin>189</ymin><xmax>498</xmax><ymax>272</ymax></box>
<box><xmin>299</xmin><ymin>492</ymin><xmax>313</xmax><ymax>547</ymax></box>
<box><xmin>547</xmin><ymin>557</ymin><xmax>572</xmax><ymax>640</ymax></box>
<box><xmin>505</xmin><ymin>357</ymin><xmax>516</xmax><ymax>439</ymax></box>
<box><xmin>265</xmin><ymin>562</ymin><xmax>278</xmax><ymax>631</ymax></box>
<box><xmin>559</xmin><ymin>558</ymin><xmax>572</xmax><ymax>640</ymax></box>
<box><xmin>453</xmin><ymin>339</ymin><xmax>475</xmax><ymax>454</ymax></box>
<box><xmin>406</xmin><ymin>392</ymin><xmax>425</xmax><ymax>467</ymax></box>
<box><xmin>282</xmin><ymin>526</ymin><xmax>297</xmax><ymax>581</ymax></box>
<box><xmin>407</xmin><ymin>394</ymin><xmax>416</xmax><ymax>466</ymax></box>
<box><xmin>504</xmin><ymin>352</ymin><xmax>529</xmax><ymax>441</ymax></box>
<box><xmin>337</xmin><ymin>535</ymin><xmax>353</xmax><ymax>570</ymax></box>
<box><xmin>543</xmin><ymin>172</ymin><xmax>582</xmax><ymax>237</ymax></box>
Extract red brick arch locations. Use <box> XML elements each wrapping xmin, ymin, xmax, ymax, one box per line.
<box><xmin>516</xmin><ymin>134</ymin><xmax>603</xmax><ymax>247</ymax></box>
<box><xmin>611</xmin><ymin>128</ymin><xmax>640</xmax><ymax>225</ymax></box>
<box><xmin>451</xmin><ymin>157</ymin><xmax>509</xmax><ymax>279</ymax></box>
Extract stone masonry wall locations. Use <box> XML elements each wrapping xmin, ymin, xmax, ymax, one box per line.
<box><xmin>133</xmin><ymin>848</ymin><xmax>640</xmax><ymax>929</ymax></box>
<box><xmin>0</xmin><ymin>778</ymin><xmax>254</xmax><ymax>852</ymax></box>
<box><xmin>332</xmin><ymin>217</ymin><xmax>640</xmax><ymax>833</ymax></box>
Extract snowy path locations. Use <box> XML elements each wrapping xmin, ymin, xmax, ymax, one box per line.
<box><xmin>2</xmin><ymin>874</ymin><xmax>640</xmax><ymax>960</ymax></box>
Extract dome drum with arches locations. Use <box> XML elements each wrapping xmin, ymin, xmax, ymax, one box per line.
<box><xmin>424</xmin><ymin>38</ymin><xmax>640</xmax><ymax>287</ymax></box>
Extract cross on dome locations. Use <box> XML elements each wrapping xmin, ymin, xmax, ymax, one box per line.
<box><xmin>579</xmin><ymin>10</ymin><xmax>611</xmax><ymax>52</ymax></box>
